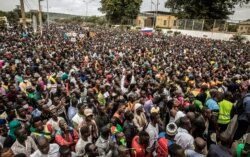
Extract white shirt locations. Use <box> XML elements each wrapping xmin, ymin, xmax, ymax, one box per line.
<box><xmin>46</xmin><ymin>117</ymin><xmax>64</xmax><ymax>132</ymax></box>
<box><xmin>175</xmin><ymin>111</ymin><xmax>186</xmax><ymax>122</ymax></box>
<box><xmin>75</xmin><ymin>138</ymin><xmax>92</xmax><ymax>157</ymax></box>
<box><xmin>175</xmin><ymin>127</ymin><xmax>194</xmax><ymax>150</ymax></box>
<box><xmin>145</xmin><ymin>122</ymin><xmax>159</xmax><ymax>148</ymax></box>
<box><xmin>30</xmin><ymin>143</ymin><xmax>59</xmax><ymax>157</ymax></box>
<box><xmin>72</xmin><ymin>113</ymin><xmax>84</xmax><ymax>129</ymax></box>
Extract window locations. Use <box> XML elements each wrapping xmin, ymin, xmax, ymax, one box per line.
<box><xmin>173</xmin><ymin>20</ymin><xmax>176</xmax><ymax>26</ymax></box>
<box><xmin>163</xmin><ymin>20</ymin><xmax>167</xmax><ymax>26</ymax></box>
<box><xmin>240</xmin><ymin>26</ymin><xmax>243</xmax><ymax>30</ymax></box>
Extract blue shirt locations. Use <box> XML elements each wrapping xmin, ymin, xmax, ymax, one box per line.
<box><xmin>239</xmin><ymin>94</ymin><xmax>250</xmax><ymax>123</ymax></box>
<box><xmin>68</xmin><ymin>105</ymin><xmax>77</xmax><ymax>122</ymax></box>
<box><xmin>205</xmin><ymin>98</ymin><xmax>219</xmax><ymax>111</ymax></box>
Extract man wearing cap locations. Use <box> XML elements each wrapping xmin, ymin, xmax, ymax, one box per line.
<box><xmin>81</xmin><ymin>108</ymin><xmax>98</xmax><ymax>142</ymax></box>
<box><xmin>157</xmin><ymin>122</ymin><xmax>178</xmax><ymax>157</ymax></box>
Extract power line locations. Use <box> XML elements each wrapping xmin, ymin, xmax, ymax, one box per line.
<box><xmin>24</xmin><ymin>0</ymin><xmax>32</xmax><ymax>10</ymax></box>
<box><xmin>26</xmin><ymin>0</ymin><xmax>32</xmax><ymax>9</ymax></box>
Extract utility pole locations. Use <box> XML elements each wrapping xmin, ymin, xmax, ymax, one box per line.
<box><xmin>47</xmin><ymin>0</ymin><xmax>49</xmax><ymax>28</ymax></box>
<box><xmin>38</xmin><ymin>0</ymin><xmax>43</xmax><ymax>35</ymax></box>
<box><xmin>20</xmin><ymin>0</ymin><xmax>27</xmax><ymax>30</ymax></box>
<box><xmin>151</xmin><ymin>0</ymin><xmax>152</xmax><ymax>11</ymax></box>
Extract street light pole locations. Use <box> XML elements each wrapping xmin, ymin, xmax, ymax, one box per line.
<box><xmin>83</xmin><ymin>0</ymin><xmax>94</xmax><ymax>20</ymax></box>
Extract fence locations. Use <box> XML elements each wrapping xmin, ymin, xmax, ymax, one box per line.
<box><xmin>151</xmin><ymin>18</ymin><xmax>249</xmax><ymax>34</ymax></box>
<box><xmin>173</xmin><ymin>19</ymin><xmax>248</xmax><ymax>33</ymax></box>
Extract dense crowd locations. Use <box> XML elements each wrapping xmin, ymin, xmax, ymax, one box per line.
<box><xmin>0</xmin><ymin>24</ymin><xmax>250</xmax><ymax>157</ymax></box>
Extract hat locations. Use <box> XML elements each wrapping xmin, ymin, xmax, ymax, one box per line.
<box><xmin>150</xmin><ymin>106</ymin><xmax>160</xmax><ymax>113</ymax></box>
<box><xmin>134</xmin><ymin>103</ymin><xmax>142</xmax><ymax>111</ymax></box>
<box><xmin>166</xmin><ymin>123</ymin><xmax>177</xmax><ymax>136</ymax></box>
<box><xmin>84</xmin><ymin>108</ymin><xmax>93</xmax><ymax>117</ymax></box>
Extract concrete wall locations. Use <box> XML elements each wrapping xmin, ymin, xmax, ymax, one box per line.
<box><xmin>162</xmin><ymin>29</ymin><xmax>250</xmax><ymax>41</ymax></box>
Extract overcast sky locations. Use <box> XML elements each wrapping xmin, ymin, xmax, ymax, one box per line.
<box><xmin>0</xmin><ymin>0</ymin><xmax>250</xmax><ymax>20</ymax></box>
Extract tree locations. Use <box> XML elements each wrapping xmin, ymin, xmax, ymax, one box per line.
<box><xmin>99</xmin><ymin>0</ymin><xmax>142</xmax><ymax>24</ymax></box>
<box><xmin>165</xmin><ymin>0</ymin><xmax>250</xmax><ymax>19</ymax></box>
<box><xmin>5</xmin><ymin>5</ymin><xmax>21</xmax><ymax>24</ymax></box>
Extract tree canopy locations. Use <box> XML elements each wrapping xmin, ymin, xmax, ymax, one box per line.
<box><xmin>99</xmin><ymin>0</ymin><xmax>142</xmax><ymax>24</ymax></box>
<box><xmin>165</xmin><ymin>0</ymin><xmax>250</xmax><ymax>19</ymax></box>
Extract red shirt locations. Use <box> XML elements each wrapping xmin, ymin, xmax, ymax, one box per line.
<box><xmin>131</xmin><ymin>136</ymin><xmax>151</xmax><ymax>157</ymax></box>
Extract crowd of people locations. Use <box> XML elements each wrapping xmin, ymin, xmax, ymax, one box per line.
<box><xmin>0</xmin><ymin>24</ymin><xmax>250</xmax><ymax>157</ymax></box>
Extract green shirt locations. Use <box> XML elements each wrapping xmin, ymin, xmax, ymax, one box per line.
<box><xmin>237</xmin><ymin>144</ymin><xmax>250</xmax><ymax>157</ymax></box>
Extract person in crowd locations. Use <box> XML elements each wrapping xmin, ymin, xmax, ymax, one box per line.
<box><xmin>175</xmin><ymin>116</ymin><xmax>194</xmax><ymax>150</ymax></box>
<box><xmin>75</xmin><ymin>125</ymin><xmax>91</xmax><ymax>157</ymax></box>
<box><xmin>4</xmin><ymin>120</ymin><xmax>21</xmax><ymax>147</ymax></box>
<box><xmin>95</xmin><ymin>105</ymin><xmax>110</xmax><ymax>131</ymax></box>
<box><xmin>118</xmin><ymin>145</ymin><xmax>131</xmax><ymax>157</ymax></box>
<box><xmin>168</xmin><ymin>144</ymin><xmax>186</xmax><ymax>157</ymax></box>
<box><xmin>234</xmin><ymin>85</ymin><xmax>250</xmax><ymax>140</ymax></box>
<box><xmin>0</xmin><ymin>148</ymin><xmax>15</xmax><ymax>157</ymax></box>
<box><xmin>186</xmin><ymin>137</ymin><xmax>206</xmax><ymax>157</ymax></box>
<box><xmin>113</xmin><ymin>103</ymin><xmax>126</xmax><ymax>124</ymax></box>
<box><xmin>46</xmin><ymin>105</ymin><xmax>65</xmax><ymax>135</ymax></box>
<box><xmin>207</xmin><ymin>131</ymin><xmax>233</xmax><ymax>157</ymax></box>
<box><xmin>55</xmin><ymin>119</ymin><xmax>79</xmax><ymax>151</ymax></box>
<box><xmin>30</xmin><ymin>117</ymin><xmax>52</xmax><ymax>141</ymax></box>
<box><xmin>123</xmin><ymin>111</ymin><xmax>137</xmax><ymax>148</ymax></box>
<box><xmin>217</xmin><ymin>91</ymin><xmax>234</xmax><ymax>132</ymax></box>
<box><xmin>59</xmin><ymin>145</ymin><xmax>77</xmax><ymax>157</ymax></box>
<box><xmin>145</xmin><ymin>112</ymin><xmax>160</xmax><ymax>152</ymax></box>
<box><xmin>95</xmin><ymin>126</ymin><xmax>115</xmax><ymax>157</ymax></box>
<box><xmin>30</xmin><ymin>136</ymin><xmax>60</xmax><ymax>157</ymax></box>
<box><xmin>81</xmin><ymin>108</ymin><xmax>99</xmax><ymax>142</ymax></box>
<box><xmin>235</xmin><ymin>133</ymin><xmax>250</xmax><ymax>157</ymax></box>
<box><xmin>11</xmin><ymin>126</ymin><xmax>37</xmax><ymax>156</ymax></box>
<box><xmin>72</xmin><ymin>103</ymin><xmax>86</xmax><ymax>130</ymax></box>
<box><xmin>157</xmin><ymin>122</ymin><xmax>178</xmax><ymax>157</ymax></box>
<box><xmin>133</xmin><ymin>103</ymin><xmax>148</xmax><ymax>132</ymax></box>
<box><xmin>131</xmin><ymin>131</ymin><xmax>150</xmax><ymax>157</ymax></box>
<box><xmin>85</xmin><ymin>143</ymin><xmax>99</xmax><ymax>157</ymax></box>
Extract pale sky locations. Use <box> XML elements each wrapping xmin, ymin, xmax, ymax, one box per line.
<box><xmin>0</xmin><ymin>0</ymin><xmax>249</xmax><ymax>20</ymax></box>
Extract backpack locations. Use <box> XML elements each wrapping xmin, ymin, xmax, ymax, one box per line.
<box><xmin>157</xmin><ymin>137</ymin><xmax>168</xmax><ymax>157</ymax></box>
<box><xmin>235</xmin><ymin>94</ymin><xmax>250</xmax><ymax>116</ymax></box>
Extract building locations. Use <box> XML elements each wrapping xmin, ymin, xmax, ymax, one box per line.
<box><xmin>237</xmin><ymin>21</ymin><xmax>250</xmax><ymax>34</ymax></box>
<box><xmin>135</xmin><ymin>11</ymin><xmax>177</xmax><ymax>28</ymax></box>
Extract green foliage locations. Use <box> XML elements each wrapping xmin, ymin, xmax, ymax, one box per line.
<box><xmin>165</xmin><ymin>0</ymin><xmax>250</xmax><ymax>19</ymax></box>
<box><xmin>99</xmin><ymin>0</ymin><xmax>143</xmax><ymax>24</ymax></box>
<box><xmin>230</xmin><ymin>34</ymin><xmax>247</xmax><ymax>42</ymax></box>
<box><xmin>54</xmin><ymin>16</ymin><xmax>107</xmax><ymax>25</ymax></box>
